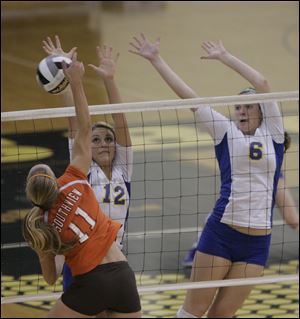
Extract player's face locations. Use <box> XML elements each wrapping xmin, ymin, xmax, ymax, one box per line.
<box><xmin>91</xmin><ymin>128</ymin><xmax>116</xmax><ymax>167</ymax></box>
<box><xmin>234</xmin><ymin>103</ymin><xmax>262</xmax><ymax>135</ymax></box>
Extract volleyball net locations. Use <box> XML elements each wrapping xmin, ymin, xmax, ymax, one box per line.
<box><xmin>1</xmin><ymin>92</ymin><xmax>299</xmax><ymax>307</ymax></box>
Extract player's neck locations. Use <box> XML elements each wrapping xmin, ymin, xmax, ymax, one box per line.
<box><xmin>101</xmin><ymin>165</ymin><xmax>112</xmax><ymax>180</ymax></box>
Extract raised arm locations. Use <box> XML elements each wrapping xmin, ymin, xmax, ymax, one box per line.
<box><xmin>129</xmin><ymin>33</ymin><xmax>198</xmax><ymax>100</ymax></box>
<box><xmin>42</xmin><ymin>35</ymin><xmax>78</xmax><ymax>139</ymax></box>
<box><xmin>276</xmin><ymin>177</ymin><xmax>299</xmax><ymax>231</ymax></box>
<box><xmin>63</xmin><ymin>53</ymin><xmax>92</xmax><ymax>174</ymax></box>
<box><xmin>201</xmin><ymin>41</ymin><xmax>271</xmax><ymax>93</ymax></box>
<box><xmin>89</xmin><ymin>45</ymin><xmax>131</xmax><ymax>146</ymax></box>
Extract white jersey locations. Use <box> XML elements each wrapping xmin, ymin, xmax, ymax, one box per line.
<box><xmin>195</xmin><ymin>101</ymin><xmax>284</xmax><ymax>229</ymax></box>
<box><xmin>69</xmin><ymin>139</ymin><xmax>133</xmax><ymax>248</ymax></box>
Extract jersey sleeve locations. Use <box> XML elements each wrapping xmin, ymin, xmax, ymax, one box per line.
<box><xmin>195</xmin><ymin>106</ymin><xmax>231</xmax><ymax>145</ymax></box>
<box><xmin>65</xmin><ymin>164</ymin><xmax>88</xmax><ymax>180</ymax></box>
<box><xmin>114</xmin><ymin>144</ymin><xmax>133</xmax><ymax>182</ymax></box>
<box><xmin>260</xmin><ymin>101</ymin><xmax>284</xmax><ymax>143</ymax></box>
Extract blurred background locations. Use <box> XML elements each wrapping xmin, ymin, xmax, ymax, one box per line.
<box><xmin>2</xmin><ymin>1</ymin><xmax>299</xmax><ymax>112</ymax></box>
<box><xmin>1</xmin><ymin>1</ymin><xmax>299</xmax><ymax>318</ymax></box>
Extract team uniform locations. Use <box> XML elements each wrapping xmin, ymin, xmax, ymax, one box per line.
<box><xmin>45</xmin><ymin>165</ymin><xmax>140</xmax><ymax>315</ymax></box>
<box><xmin>195</xmin><ymin>101</ymin><xmax>284</xmax><ymax>266</ymax></box>
<box><xmin>63</xmin><ymin>139</ymin><xmax>133</xmax><ymax>290</ymax></box>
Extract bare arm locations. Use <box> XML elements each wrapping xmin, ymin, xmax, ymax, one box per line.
<box><xmin>63</xmin><ymin>54</ymin><xmax>92</xmax><ymax>174</ymax></box>
<box><xmin>89</xmin><ymin>45</ymin><xmax>131</xmax><ymax>146</ymax></box>
<box><xmin>42</xmin><ymin>35</ymin><xmax>78</xmax><ymax>139</ymax></box>
<box><xmin>129</xmin><ymin>33</ymin><xmax>198</xmax><ymax>102</ymax></box>
<box><xmin>276</xmin><ymin>177</ymin><xmax>299</xmax><ymax>231</ymax></box>
<box><xmin>201</xmin><ymin>41</ymin><xmax>271</xmax><ymax>93</ymax></box>
<box><xmin>63</xmin><ymin>87</ymin><xmax>77</xmax><ymax>139</ymax></box>
<box><xmin>36</xmin><ymin>251</ymin><xmax>58</xmax><ymax>285</ymax></box>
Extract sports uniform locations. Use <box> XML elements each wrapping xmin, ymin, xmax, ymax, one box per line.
<box><xmin>63</xmin><ymin>139</ymin><xmax>133</xmax><ymax>290</ymax></box>
<box><xmin>194</xmin><ymin>101</ymin><xmax>284</xmax><ymax>266</ymax></box>
<box><xmin>45</xmin><ymin>164</ymin><xmax>140</xmax><ymax>315</ymax></box>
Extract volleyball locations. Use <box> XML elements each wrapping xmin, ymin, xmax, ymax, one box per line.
<box><xmin>36</xmin><ymin>55</ymin><xmax>72</xmax><ymax>95</ymax></box>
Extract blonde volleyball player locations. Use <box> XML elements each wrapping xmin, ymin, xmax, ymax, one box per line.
<box><xmin>183</xmin><ymin>131</ymin><xmax>299</xmax><ymax>269</ymax></box>
<box><xmin>130</xmin><ymin>34</ymin><xmax>285</xmax><ymax>318</ymax></box>
<box><xmin>42</xmin><ymin>36</ymin><xmax>133</xmax><ymax>301</ymax></box>
<box><xmin>23</xmin><ymin>53</ymin><xmax>141</xmax><ymax>318</ymax></box>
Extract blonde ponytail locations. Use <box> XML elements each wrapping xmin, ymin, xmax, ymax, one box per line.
<box><xmin>22</xmin><ymin>207</ymin><xmax>76</xmax><ymax>254</ymax></box>
<box><xmin>24</xmin><ymin>164</ymin><xmax>77</xmax><ymax>254</ymax></box>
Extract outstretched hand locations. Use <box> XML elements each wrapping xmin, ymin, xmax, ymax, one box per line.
<box><xmin>201</xmin><ymin>40</ymin><xmax>227</xmax><ymax>60</ymax></box>
<box><xmin>129</xmin><ymin>33</ymin><xmax>160</xmax><ymax>62</ymax></box>
<box><xmin>62</xmin><ymin>52</ymin><xmax>85</xmax><ymax>83</ymax></box>
<box><xmin>88</xmin><ymin>45</ymin><xmax>119</xmax><ymax>80</ymax></box>
<box><xmin>42</xmin><ymin>35</ymin><xmax>77</xmax><ymax>59</ymax></box>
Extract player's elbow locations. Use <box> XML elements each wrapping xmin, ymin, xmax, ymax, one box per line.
<box><xmin>256</xmin><ymin>79</ymin><xmax>271</xmax><ymax>93</ymax></box>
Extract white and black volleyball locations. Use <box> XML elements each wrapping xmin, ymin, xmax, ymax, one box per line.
<box><xmin>36</xmin><ymin>55</ymin><xmax>72</xmax><ymax>95</ymax></box>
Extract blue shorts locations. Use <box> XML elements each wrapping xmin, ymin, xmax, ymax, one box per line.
<box><xmin>63</xmin><ymin>263</ymin><xmax>73</xmax><ymax>292</ymax></box>
<box><xmin>197</xmin><ymin>216</ymin><xmax>271</xmax><ymax>266</ymax></box>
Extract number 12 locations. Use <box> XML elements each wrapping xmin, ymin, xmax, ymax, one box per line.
<box><xmin>103</xmin><ymin>184</ymin><xmax>125</xmax><ymax>205</ymax></box>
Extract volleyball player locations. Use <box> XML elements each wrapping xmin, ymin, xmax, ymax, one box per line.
<box><xmin>23</xmin><ymin>53</ymin><xmax>141</xmax><ymax>318</ymax></box>
<box><xmin>130</xmin><ymin>34</ymin><xmax>285</xmax><ymax>318</ymax></box>
<box><xmin>182</xmin><ymin>131</ymin><xmax>299</xmax><ymax>268</ymax></box>
<box><xmin>42</xmin><ymin>36</ymin><xmax>133</xmax><ymax>297</ymax></box>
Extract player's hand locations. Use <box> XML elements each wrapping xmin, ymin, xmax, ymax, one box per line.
<box><xmin>201</xmin><ymin>40</ymin><xmax>227</xmax><ymax>60</ymax></box>
<box><xmin>62</xmin><ymin>52</ymin><xmax>85</xmax><ymax>83</ymax></box>
<box><xmin>88</xmin><ymin>45</ymin><xmax>119</xmax><ymax>80</ymax></box>
<box><xmin>42</xmin><ymin>35</ymin><xmax>77</xmax><ymax>60</ymax></box>
<box><xmin>129</xmin><ymin>33</ymin><xmax>160</xmax><ymax>62</ymax></box>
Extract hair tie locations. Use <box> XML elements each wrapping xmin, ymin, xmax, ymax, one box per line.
<box><xmin>28</xmin><ymin>173</ymin><xmax>56</xmax><ymax>182</ymax></box>
<box><xmin>31</xmin><ymin>201</ymin><xmax>44</xmax><ymax>209</ymax></box>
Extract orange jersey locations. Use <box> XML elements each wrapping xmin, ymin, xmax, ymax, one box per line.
<box><xmin>45</xmin><ymin>165</ymin><xmax>121</xmax><ymax>276</ymax></box>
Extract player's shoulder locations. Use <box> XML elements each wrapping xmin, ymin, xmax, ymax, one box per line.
<box><xmin>58</xmin><ymin>165</ymin><xmax>88</xmax><ymax>185</ymax></box>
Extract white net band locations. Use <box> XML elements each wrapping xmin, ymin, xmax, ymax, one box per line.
<box><xmin>1</xmin><ymin>91</ymin><xmax>298</xmax><ymax>121</ymax></box>
<box><xmin>1</xmin><ymin>274</ymin><xmax>298</xmax><ymax>304</ymax></box>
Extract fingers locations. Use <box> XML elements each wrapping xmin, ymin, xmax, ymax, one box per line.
<box><xmin>128</xmin><ymin>49</ymin><xmax>140</xmax><ymax>55</ymax></box>
<box><xmin>88</xmin><ymin>64</ymin><xmax>98</xmax><ymax>72</ymax></box>
<box><xmin>68</xmin><ymin>47</ymin><xmax>77</xmax><ymax>59</ymax></box>
<box><xmin>207</xmin><ymin>41</ymin><xmax>216</xmax><ymax>48</ymax></box>
<box><xmin>46</xmin><ymin>36</ymin><xmax>55</xmax><ymax>50</ymax></box>
<box><xmin>55</xmin><ymin>35</ymin><xmax>62</xmax><ymax>49</ymax></box>
<box><xmin>80</xmin><ymin>62</ymin><xmax>85</xmax><ymax>73</ymax></box>
<box><xmin>42</xmin><ymin>45</ymin><xmax>52</xmax><ymax>55</ymax></box>
<box><xmin>42</xmin><ymin>40</ymin><xmax>53</xmax><ymax>54</ymax></box>
<box><xmin>133</xmin><ymin>36</ymin><xmax>142</xmax><ymax>46</ymax></box>
<box><xmin>97</xmin><ymin>44</ymin><xmax>116</xmax><ymax>59</ymax></box>
<box><xmin>96</xmin><ymin>46</ymin><xmax>103</xmax><ymax>60</ymax></box>
<box><xmin>42</xmin><ymin>35</ymin><xmax>60</xmax><ymax>55</ymax></box>
<box><xmin>71</xmin><ymin>51</ymin><xmax>78</xmax><ymax>62</ymax></box>
<box><xmin>129</xmin><ymin>42</ymin><xmax>140</xmax><ymax>51</ymax></box>
<box><xmin>102</xmin><ymin>44</ymin><xmax>108</xmax><ymax>57</ymax></box>
<box><xmin>201</xmin><ymin>42</ymin><xmax>211</xmax><ymax>53</ymax></box>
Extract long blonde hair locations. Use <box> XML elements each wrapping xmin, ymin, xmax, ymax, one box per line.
<box><xmin>23</xmin><ymin>164</ymin><xmax>76</xmax><ymax>254</ymax></box>
<box><xmin>22</xmin><ymin>207</ymin><xmax>75</xmax><ymax>254</ymax></box>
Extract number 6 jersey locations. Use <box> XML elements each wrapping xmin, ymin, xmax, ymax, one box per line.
<box><xmin>195</xmin><ymin>101</ymin><xmax>284</xmax><ymax>229</ymax></box>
